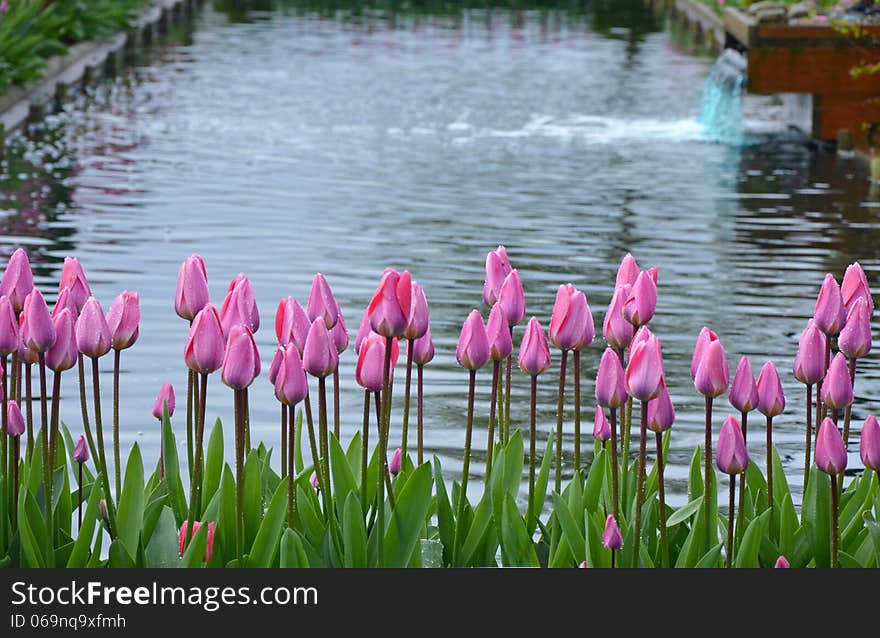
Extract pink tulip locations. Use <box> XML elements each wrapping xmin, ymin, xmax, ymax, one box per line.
<box><xmin>838</xmin><ymin>297</ymin><xmax>871</xmax><ymax>359</ymax></box>
<box><xmin>174</xmin><ymin>254</ymin><xmax>209</xmax><ymax>322</ymax></box>
<box><xmin>59</xmin><ymin>257</ymin><xmax>91</xmax><ymax>313</ymax></box>
<box><xmin>306</xmin><ymin>273</ymin><xmax>340</xmax><ymax>330</ymax></box>
<box><xmin>694</xmin><ymin>340</ymin><xmax>729</xmax><ymax>399</ymax></box>
<box><xmin>221</xmin><ymin>324</ymin><xmax>261</xmax><ymax>389</ymax></box>
<box><xmin>578</xmin><ymin>561</ymin><xmax>588</xmax><ymax>569</ymax></box>
<box><xmin>389</xmin><ymin>448</ymin><xmax>402</xmax><ymax>476</ymax></box>
<box><xmin>518</xmin><ymin>317</ymin><xmax>551</xmax><ymax>376</ymax></box>
<box><xmin>483</xmin><ymin>245</ymin><xmax>513</xmax><ymax>307</ymax></box>
<box><xmin>821</xmin><ymin>352</ymin><xmax>853</xmax><ymax>410</ymax></box>
<box><xmin>690</xmin><ymin>327</ymin><xmax>718</xmax><ymax>380</ymax></box>
<box><xmin>0</xmin><ymin>295</ymin><xmax>19</xmax><ymax>356</ymax></box>
<box><xmin>0</xmin><ymin>248</ymin><xmax>34</xmax><ymax>312</ymax></box>
<box><xmin>756</xmin><ymin>361</ymin><xmax>785</xmax><ymax>417</ymax></box>
<box><xmin>647</xmin><ymin>378</ymin><xmax>675</xmax><ymax>433</ymax></box>
<box><xmin>860</xmin><ymin>415</ymin><xmax>880</xmax><ymax>472</ymax></box>
<box><xmin>410</xmin><ymin>326</ymin><xmax>434</xmax><ymax>365</ymax></box>
<box><xmin>302</xmin><ymin>319</ymin><xmax>339</xmax><ymax>378</ymax></box>
<box><xmin>729</xmin><ymin>356</ymin><xmax>758</xmax><ymax>412</ymax></box>
<box><xmin>457</xmin><ymin>310</ymin><xmax>490</xmax><ymax>371</ymax></box>
<box><xmin>331</xmin><ymin>313</ymin><xmax>349</xmax><ymax>355</ymax></box>
<box><xmin>75</xmin><ymin>296</ymin><xmax>111</xmax><ymax>359</ymax></box>
<box><xmin>178</xmin><ymin>521</ymin><xmax>216</xmax><ymax>562</ymax></box>
<box><xmin>220</xmin><ymin>273</ymin><xmax>260</xmax><ymax>336</ymax></box>
<box><xmin>21</xmin><ymin>288</ymin><xmax>56</xmax><ymax>353</ymax></box>
<box><xmin>625</xmin><ymin>330</ymin><xmax>663</xmax><ymax>402</ymax></box>
<box><xmin>793</xmin><ymin>319</ymin><xmax>828</xmax><ymax>385</ymax></box>
<box><xmin>6</xmin><ymin>400</ymin><xmax>24</xmax><ymax>437</ymax></box>
<box><xmin>486</xmin><ymin>303</ymin><xmax>512</xmax><ymax>361</ymax></box>
<box><xmin>842</xmin><ymin>262</ymin><xmax>873</xmax><ymax>314</ymax></box>
<box><xmin>367</xmin><ymin>269</ymin><xmax>410</xmax><ymax>338</ymax></box>
<box><xmin>622</xmin><ymin>270</ymin><xmax>657</xmax><ymax>327</ymax></box>
<box><xmin>813</xmin><ymin>273</ymin><xmax>844</xmax><ymax>335</ymax></box>
<box><xmin>602</xmin><ymin>515</ymin><xmax>623</xmax><ymax>550</ymax></box>
<box><xmin>73</xmin><ymin>435</ymin><xmax>89</xmax><ymax>462</ymax></box>
<box><xmin>53</xmin><ymin>287</ymin><xmax>78</xmax><ymax>319</ymax></box>
<box><xmin>602</xmin><ymin>285</ymin><xmax>634</xmax><ymax>351</ymax></box>
<box><xmin>268</xmin><ymin>346</ymin><xmax>283</xmax><ymax>385</ymax></box>
<box><xmin>593</xmin><ymin>406</ymin><xmax>611</xmax><ymax>442</ymax></box>
<box><xmin>615</xmin><ymin>253</ymin><xmax>639</xmax><ymax>289</ymax></box>
<box><xmin>184</xmin><ymin>304</ymin><xmax>225</xmax><ymax>374</ymax></box>
<box><xmin>356</xmin><ymin>332</ymin><xmax>399</xmax><ymax>391</ymax></box>
<box><xmin>274</xmin><ymin>344</ymin><xmax>309</xmax><ymax>405</ymax></box>
<box><xmin>311</xmin><ymin>473</ymin><xmax>320</xmax><ymax>491</ymax></box>
<box><xmin>774</xmin><ymin>556</ymin><xmax>790</xmax><ymax>569</ymax></box>
<box><xmin>151</xmin><ymin>382</ymin><xmax>176</xmax><ymax>420</ymax></box>
<box><xmin>107</xmin><ymin>290</ymin><xmax>140</xmax><ymax>350</ymax></box>
<box><xmin>549</xmin><ymin>284</ymin><xmax>594</xmax><ymax>351</ymax></box>
<box><xmin>45</xmin><ymin>308</ymin><xmax>77</xmax><ymax>372</ymax></box>
<box><xmin>403</xmin><ymin>282</ymin><xmax>429</xmax><ymax>341</ymax></box>
<box><xmin>595</xmin><ymin>347</ymin><xmax>627</xmax><ymax>409</ymax></box>
<box><xmin>815</xmin><ymin>417</ymin><xmax>847</xmax><ymax>474</ymax></box>
<box><xmin>498</xmin><ymin>270</ymin><xmax>526</xmax><ymax>327</ymax></box>
<box><xmin>716</xmin><ymin>415</ymin><xmax>749</xmax><ymax>475</ymax></box>
<box><xmin>354</xmin><ymin>309</ymin><xmax>372</xmax><ymax>354</ymax></box>
<box><xmin>275</xmin><ymin>298</ymin><xmax>311</xmax><ymax>356</ymax></box>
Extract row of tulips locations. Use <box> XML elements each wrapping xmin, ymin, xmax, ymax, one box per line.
<box><xmin>0</xmin><ymin>245</ymin><xmax>879</xmax><ymax>568</ymax></box>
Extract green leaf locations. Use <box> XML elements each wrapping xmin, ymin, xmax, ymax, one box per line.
<box><xmin>294</xmin><ymin>409</ymin><xmax>304</xmax><ymax>475</ymax></box>
<box><xmin>202</xmin><ymin>419</ymin><xmax>224</xmax><ymax>512</ymax></box>
<box><xmin>551</xmin><ymin>492</ymin><xmax>584</xmax><ymax>565</ymax></box>
<box><xmin>179</xmin><ymin>520</ymin><xmax>208</xmax><ymax>568</ymax></box>
<box><xmin>243</xmin><ymin>450</ymin><xmax>263</xmax><ymax>550</ymax></box>
<box><xmin>528</xmin><ymin>436</ymin><xmax>554</xmax><ymax>535</ymax></box>
<box><xmin>459</xmin><ymin>497</ymin><xmax>492</xmax><ymax>567</ymax></box>
<box><xmin>499</xmin><ymin>493</ymin><xmax>539</xmax><ymax>567</ymax></box>
<box><xmin>695</xmin><ymin>543</ymin><xmax>724</xmax><ymax>568</ymax></box>
<box><xmin>18</xmin><ymin>491</ymin><xmax>46</xmax><ymax>568</ymax></box>
<box><xmin>67</xmin><ymin>473</ymin><xmax>103</xmax><ymax>568</ymax></box>
<box><xmin>162</xmin><ymin>412</ymin><xmax>187</xmax><ymax>525</ymax></box>
<box><xmin>248</xmin><ymin>478</ymin><xmax>288</xmax><ymax>568</ymax></box>
<box><xmin>108</xmin><ymin>540</ymin><xmax>136</xmax><ymax>568</ymax></box>
<box><xmin>116</xmin><ymin>443</ymin><xmax>145</xmax><ymax>558</ymax></box>
<box><xmin>329</xmin><ymin>434</ymin><xmax>358</xmax><ymax>518</ymax></box>
<box><xmin>280</xmin><ymin>528</ymin><xmax>310</xmax><ymax>568</ymax></box>
<box><xmin>583</xmin><ymin>447</ymin><xmax>605</xmax><ymax>515</ymax></box>
<box><xmin>735</xmin><ymin>510</ymin><xmax>770</xmax><ymax>568</ymax></box>
<box><xmin>342</xmin><ymin>492</ymin><xmax>367</xmax><ymax>568</ymax></box>
<box><xmin>433</xmin><ymin>457</ymin><xmax>455</xmax><ymax>566</ymax></box>
<box><xmin>145</xmin><ymin>507</ymin><xmax>181</xmax><ymax>568</ymax></box>
<box><xmin>688</xmin><ymin>445</ymin><xmax>703</xmax><ymax>501</ymax></box>
<box><xmin>667</xmin><ymin>498</ymin><xmax>702</xmax><ymax>527</ymax></box>
<box><xmin>383</xmin><ymin>463</ymin><xmax>432</xmax><ymax>567</ymax></box>
<box><xmin>802</xmin><ymin>468</ymin><xmax>831</xmax><ymax>568</ymax></box>
<box><xmin>346</xmin><ymin>431</ymin><xmax>362</xmax><ymax>480</ymax></box>
<box><xmin>216</xmin><ymin>466</ymin><xmax>237</xmax><ymax>565</ymax></box>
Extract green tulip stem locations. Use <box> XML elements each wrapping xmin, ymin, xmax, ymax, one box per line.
<box><xmin>318</xmin><ymin>375</ymin><xmax>332</xmax><ymax>507</ymax></box>
<box><xmin>830</xmin><ymin>473</ymin><xmax>839</xmax><ymax>568</ymax></box>
<box><xmin>287</xmin><ymin>403</ymin><xmax>297</xmax><ymax>529</ymax></box>
<box><xmin>737</xmin><ymin>410</ymin><xmax>748</xmax><ymax>548</ymax></box>
<box><xmin>632</xmin><ymin>400</ymin><xmax>649</xmax><ymax>568</ymax></box>
<box><xmin>486</xmin><ymin>360</ymin><xmax>500</xmax><ymax>478</ymax></box>
<box><xmin>528</xmin><ymin>374</ymin><xmax>538</xmax><ymax>532</ymax></box>
<box><xmin>703</xmin><ymin>395</ymin><xmax>713</xmax><ymax>552</ymax></box>
<box><xmin>91</xmin><ymin>356</ymin><xmax>116</xmax><ymax>539</ymax></box>
<box><xmin>76</xmin><ymin>354</ymin><xmax>100</xmax><ymax>508</ymax></box>
<box><xmin>504</xmin><ymin>325</ymin><xmax>513</xmax><ymax>445</ymax></box>
<box><xmin>609</xmin><ymin>407</ymin><xmax>620</xmax><ymax>522</ymax></box>
<box><xmin>77</xmin><ymin>460</ymin><xmax>83</xmax><ymax>531</ymax></box>
<box><xmin>656</xmin><ymin>431</ymin><xmax>669</xmax><ymax>569</ymax></box>
<box><xmin>280</xmin><ymin>403</ymin><xmax>287</xmax><ymax>479</ymax></box>
<box><xmin>727</xmin><ymin>475</ymin><xmax>735</xmax><ymax>569</ymax></box>
<box><xmin>38</xmin><ymin>355</ymin><xmax>52</xmax><ymax>553</ymax></box>
<box><xmin>11</xmin><ymin>435</ymin><xmax>19</xmax><ymax>530</ymax></box>
<box><xmin>611</xmin><ymin>548</ymin><xmax>615</xmax><ymax>569</ymax></box>
<box><xmin>361</xmin><ymin>390</ymin><xmax>370</xmax><ymax>509</ymax></box>
<box><xmin>804</xmin><ymin>385</ymin><xmax>812</xmax><ymax>493</ymax></box>
<box><xmin>376</xmin><ymin>336</ymin><xmax>393</xmax><ymax>567</ymax></box>
<box><xmin>766</xmin><ymin>414</ymin><xmax>774</xmax><ymax>528</ymax></box>
<box><xmin>303</xmin><ymin>392</ymin><xmax>322</xmax><ymax>515</ymax></box>
<box><xmin>185</xmin><ymin>373</ymin><xmax>208</xmax><ymax>550</ymax></box>
<box><xmin>554</xmin><ymin>349</ymin><xmax>567</xmax><ymax>495</ymax></box>
<box><xmin>842</xmin><ymin>357</ymin><xmax>857</xmax><ymax>448</ymax></box>
<box><xmin>401</xmin><ymin>340</ymin><xmax>414</xmax><ymax>463</ymax></box>
<box><xmin>417</xmin><ymin>364</ymin><xmax>425</xmax><ymax>467</ymax></box>
<box><xmin>186</xmin><ymin>368</ymin><xmax>194</xmax><ymax>481</ymax></box>
<box><xmin>113</xmin><ymin>349</ymin><xmax>121</xmax><ymax>500</ymax></box>
<box><xmin>333</xmin><ymin>366</ymin><xmax>341</xmax><ymax>442</ymax></box>
<box><xmin>1</xmin><ymin>355</ymin><xmax>6</xmax><ymax>490</ymax></box>
<box><xmin>453</xmin><ymin>369</ymin><xmax>477</xmax><ymax>566</ymax></box>
<box><xmin>234</xmin><ymin>388</ymin><xmax>244</xmax><ymax>565</ymax></box>
<box><xmin>573</xmin><ymin>350</ymin><xmax>582</xmax><ymax>472</ymax></box>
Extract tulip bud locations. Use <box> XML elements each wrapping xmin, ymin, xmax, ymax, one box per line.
<box><xmin>694</xmin><ymin>339</ymin><xmax>729</xmax><ymax>399</ymax></box>
<box><xmin>331</xmin><ymin>313</ymin><xmax>349</xmax><ymax>355</ymax></box>
<box><xmin>6</xmin><ymin>400</ymin><xmax>24</xmax><ymax>437</ymax></box>
<box><xmin>457</xmin><ymin>310</ymin><xmax>490</xmax><ymax>371</ymax></box>
<box><xmin>178</xmin><ymin>521</ymin><xmax>216</xmax><ymax>563</ymax></box>
<box><xmin>53</xmin><ymin>287</ymin><xmax>78</xmax><ymax>319</ymax></box>
<box><xmin>813</xmin><ymin>273</ymin><xmax>845</xmax><ymax>335</ymax></box>
<box><xmin>0</xmin><ymin>248</ymin><xmax>34</xmax><ymax>312</ymax></box>
<box><xmin>107</xmin><ymin>290</ymin><xmax>140</xmax><ymax>350</ymax></box>
<box><xmin>647</xmin><ymin>378</ymin><xmax>675</xmax><ymax>433</ymax></box>
<box><xmin>518</xmin><ymin>316</ymin><xmax>551</xmax><ymax>376</ymax></box>
<box><xmin>815</xmin><ymin>417</ymin><xmax>847</xmax><ymax>474</ymax></box>
<box><xmin>59</xmin><ymin>257</ymin><xmax>91</xmax><ymax>313</ymax></box>
<box><xmin>220</xmin><ymin>273</ymin><xmax>260</xmax><ymax>337</ymax></box>
<box><xmin>389</xmin><ymin>448</ymin><xmax>402</xmax><ymax>476</ymax></box>
<box><xmin>622</xmin><ymin>270</ymin><xmax>657</xmax><ymax>327</ymax></box>
<box><xmin>820</xmin><ymin>352</ymin><xmax>853</xmax><ymax>410</ymax></box>
<box><xmin>860</xmin><ymin>415</ymin><xmax>880</xmax><ymax>472</ymax></box>
<box><xmin>221</xmin><ymin>324</ymin><xmax>261</xmax><ymax>390</ymax></box>
<box><xmin>716</xmin><ymin>415</ymin><xmax>749</xmax><ymax>475</ymax></box>
<box><xmin>0</xmin><ymin>295</ymin><xmax>19</xmax><ymax>356</ymax></box>
<box><xmin>99</xmin><ymin>499</ymin><xmax>110</xmax><ymax>527</ymax></box>
<box><xmin>75</xmin><ymin>297</ymin><xmax>111</xmax><ymax>359</ymax></box>
<box><xmin>793</xmin><ymin>319</ymin><xmax>828</xmax><ymax>385</ymax></box>
<box><xmin>306</xmin><ymin>273</ymin><xmax>340</xmax><ymax>330</ymax></box>
<box><xmin>602</xmin><ymin>285</ymin><xmax>633</xmax><ymax>351</ymax></box>
<box><xmin>498</xmin><ymin>270</ymin><xmax>526</xmax><ymax>327</ymax></box>
<box><xmin>175</xmin><ymin>254</ymin><xmax>209</xmax><ymax>322</ymax></box>
<box><xmin>368</xmin><ymin>269</ymin><xmax>410</xmax><ymax>338</ymax></box>
<box><xmin>578</xmin><ymin>561</ymin><xmax>588</xmax><ymax>568</ymax></box>
<box><xmin>274</xmin><ymin>344</ymin><xmax>309</xmax><ymax>405</ymax></box>
<box><xmin>593</xmin><ymin>406</ymin><xmax>611</xmax><ymax>442</ymax></box>
<box><xmin>774</xmin><ymin>556</ymin><xmax>790</xmax><ymax>569</ymax></box>
<box><xmin>184</xmin><ymin>304</ymin><xmax>225</xmax><ymax>374</ymax></box>
<box><xmin>841</xmin><ymin>262</ymin><xmax>873</xmax><ymax>315</ymax></box>
<box><xmin>354</xmin><ymin>309</ymin><xmax>372</xmax><ymax>355</ymax></box>
<box><xmin>410</xmin><ymin>325</ymin><xmax>434</xmax><ymax>366</ymax></box>
<box><xmin>756</xmin><ymin>361</ymin><xmax>785</xmax><ymax>417</ymax></box>
<box><xmin>729</xmin><ymin>356</ymin><xmax>758</xmax><ymax>413</ymax></box>
<box><xmin>838</xmin><ymin>297</ymin><xmax>871</xmax><ymax>359</ymax></box>
<box><xmin>302</xmin><ymin>319</ymin><xmax>339</xmax><ymax>378</ymax></box>
<box><xmin>595</xmin><ymin>347</ymin><xmax>627</xmax><ymax>409</ymax></box>
<box><xmin>625</xmin><ymin>330</ymin><xmax>663</xmax><ymax>402</ymax></box>
<box><xmin>483</xmin><ymin>245</ymin><xmax>513</xmax><ymax>307</ymax></box>
<box><xmin>268</xmin><ymin>346</ymin><xmax>283</xmax><ymax>385</ymax></box>
<box><xmin>45</xmin><ymin>308</ymin><xmax>77</xmax><ymax>372</ymax></box>
<box><xmin>152</xmin><ymin>382</ymin><xmax>176</xmax><ymax>420</ymax></box>
<box><xmin>403</xmin><ymin>282</ymin><xmax>429</xmax><ymax>341</ymax></box>
<box><xmin>275</xmin><ymin>297</ymin><xmax>309</xmax><ymax>351</ymax></box>
<box><xmin>311</xmin><ymin>473</ymin><xmax>320</xmax><ymax>491</ymax></box>
<box><xmin>549</xmin><ymin>284</ymin><xmax>594</xmax><ymax>351</ymax></box>
<box><xmin>21</xmin><ymin>288</ymin><xmax>56</xmax><ymax>353</ymax></box>
<box><xmin>602</xmin><ymin>515</ymin><xmax>623</xmax><ymax>550</ymax></box>
<box><xmin>73</xmin><ymin>434</ymin><xmax>89</xmax><ymax>462</ymax></box>
<box><xmin>690</xmin><ymin>327</ymin><xmax>718</xmax><ymax>380</ymax></box>
<box><xmin>486</xmin><ymin>303</ymin><xmax>512</xmax><ymax>362</ymax></box>
<box><xmin>615</xmin><ymin>253</ymin><xmax>639</xmax><ymax>289</ymax></box>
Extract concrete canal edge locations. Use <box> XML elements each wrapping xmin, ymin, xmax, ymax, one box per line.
<box><xmin>648</xmin><ymin>0</ymin><xmax>726</xmax><ymax>53</ymax></box>
<box><xmin>0</xmin><ymin>0</ymin><xmax>203</xmax><ymax>146</ymax></box>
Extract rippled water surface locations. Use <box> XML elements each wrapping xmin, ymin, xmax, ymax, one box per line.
<box><xmin>2</xmin><ymin>2</ymin><xmax>878</xmax><ymax>506</ymax></box>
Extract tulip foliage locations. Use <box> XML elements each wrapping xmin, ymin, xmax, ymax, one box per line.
<box><xmin>1</xmin><ymin>248</ymin><xmax>880</xmax><ymax>569</ymax></box>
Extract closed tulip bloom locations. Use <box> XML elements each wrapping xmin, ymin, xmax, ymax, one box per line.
<box><xmin>306</xmin><ymin>273</ymin><xmax>340</xmax><ymax>330</ymax></box>
<box><xmin>268</xmin><ymin>346</ymin><xmax>283</xmax><ymax>385</ymax></box>
<box><xmin>457</xmin><ymin>310</ymin><xmax>491</xmax><ymax>371</ymax></box>
<box><xmin>595</xmin><ymin>347</ymin><xmax>628</xmax><ymax>409</ymax></box>
<box><xmin>76</xmin><ymin>297</ymin><xmax>111</xmax><ymax>359</ymax></box>
<box><xmin>813</xmin><ymin>274</ymin><xmax>845</xmax><ymax>335</ymax></box>
<box><xmin>220</xmin><ymin>273</ymin><xmax>260</xmax><ymax>336</ymax></box>
<box><xmin>593</xmin><ymin>406</ymin><xmax>611</xmax><ymax>442</ymax></box>
<box><xmin>716</xmin><ymin>415</ymin><xmax>749</xmax><ymax>475</ymax></box>
<box><xmin>486</xmin><ymin>303</ymin><xmax>512</xmax><ymax>361</ymax></box>
<box><xmin>178</xmin><ymin>521</ymin><xmax>216</xmax><ymax>562</ymax></box>
<box><xmin>615</xmin><ymin>253</ymin><xmax>639</xmax><ymax>289</ymax></box>
<box><xmin>221</xmin><ymin>324</ymin><xmax>261</xmax><ymax>389</ymax></box>
<box><xmin>860</xmin><ymin>415</ymin><xmax>880</xmax><ymax>472</ymax></box>
<box><xmin>354</xmin><ymin>309</ymin><xmax>372</xmax><ymax>355</ymax></box>
<box><xmin>59</xmin><ymin>257</ymin><xmax>91</xmax><ymax>313</ymax></box>
<box><xmin>498</xmin><ymin>270</ymin><xmax>526</xmax><ymax>327</ymax></box>
<box><xmin>793</xmin><ymin>319</ymin><xmax>828</xmax><ymax>385</ymax></box>
<box><xmin>549</xmin><ymin>284</ymin><xmax>594</xmax><ymax>351</ymax></box>
<box><xmin>602</xmin><ymin>515</ymin><xmax>623</xmax><ymax>550</ymax></box>
<box><xmin>311</xmin><ymin>473</ymin><xmax>320</xmax><ymax>491</ymax></box>
<box><xmin>774</xmin><ymin>556</ymin><xmax>790</xmax><ymax>569</ymax></box>
<box><xmin>45</xmin><ymin>308</ymin><xmax>77</xmax><ymax>372</ymax></box>
<box><xmin>842</xmin><ymin>262</ymin><xmax>873</xmax><ymax>314</ymax></box>
<box><xmin>694</xmin><ymin>340</ymin><xmax>729</xmax><ymax>398</ymax></box>
<box><xmin>0</xmin><ymin>248</ymin><xmax>34</xmax><ymax>312</ymax></box>
<box><xmin>356</xmin><ymin>332</ymin><xmax>398</xmax><ymax>392</ymax></box>
<box><xmin>73</xmin><ymin>435</ymin><xmax>89</xmax><ymax>462</ymax></box>
<box><xmin>821</xmin><ymin>352</ymin><xmax>854</xmax><ymax>410</ymax></box>
<box><xmin>21</xmin><ymin>288</ymin><xmax>55</xmax><ymax>353</ymax></box>
<box><xmin>403</xmin><ymin>282</ymin><xmax>429</xmax><ymax>341</ymax></box>
<box><xmin>578</xmin><ymin>561</ymin><xmax>588</xmax><ymax>568</ymax></box>
<box><xmin>274</xmin><ymin>344</ymin><xmax>309</xmax><ymax>405</ymax></box>
<box><xmin>483</xmin><ymin>245</ymin><xmax>513</xmax><ymax>307</ymax></box>
<box><xmin>368</xmin><ymin>269</ymin><xmax>411</xmax><ymax>338</ymax></box>
<box><xmin>838</xmin><ymin>297</ymin><xmax>872</xmax><ymax>359</ymax></box>
<box><xmin>625</xmin><ymin>332</ymin><xmax>664</xmax><ymax>401</ymax></box>
<box><xmin>389</xmin><ymin>448</ymin><xmax>402</xmax><ymax>476</ymax></box>
<box><xmin>184</xmin><ymin>304</ymin><xmax>225</xmax><ymax>374</ymax></box>
<box><xmin>409</xmin><ymin>326</ymin><xmax>434</xmax><ymax>365</ymax></box>
<box><xmin>278</xmin><ymin>298</ymin><xmax>311</xmax><ymax>356</ymax></box>
<box><xmin>756</xmin><ymin>361</ymin><xmax>785</xmax><ymax>417</ymax></box>
<box><xmin>174</xmin><ymin>254</ymin><xmax>209</xmax><ymax>322</ymax></box>
<box><xmin>0</xmin><ymin>295</ymin><xmax>20</xmax><ymax>356</ymax></box>
<box><xmin>151</xmin><ymin>382</ymin><xmax>176</xmax><ymax>420</ymax></box>
<box><xmin>6</xmin><ymin>400</ymin><xmax>25</xmax><ymax>437</ymax></box>
<box><xmin>302</xmin><ymin>319</ymin><xmax>339</xmax><ymax>378</ymax></box>
<box><xmin>622</xmin><ymin>270</ymin><xmax>657</xmax><ymax>327</ymax></box>
<box><xmin>815</xmin><ymin>417</ymin><xmax>847</xmax><ymax>474</ymax></box>
<box><xmin>107</xmin><ymin>290</ymin><xmax>140</xmax><ymax>350</ymax></box>
<box><xmin>690</xmin><ymin>327</ymin><xmax>718</xmax><ymax>380</ymax></box>
<box><xmin>331</xmin><ymin>312</ymin><xmax>349</xmax><ymax>355</ymax></box>
<box><xmin>53</xmin><ymin>287</ymin><xmax>78</xmax><ymax>319</ymax></box>
<box><xmin>275</xmin><ymin>297</ymin><xmax>296</xmax><ymax>346</ymax></box>
<box><xmin>518</xmin><ymin>316</ymin><xmax>551</xmax><ymax>376</ymax></box>
<box><xmin>602</xmin><ymin>285</ymin><xmax>634</xmax><ymax>351</ymax></box>
<box><xmin>647</xmin><ymin>378</ymin><xmax>675</xmax><ymax>433</ymax></box>
<box><xmin>729</xmin><ymin>356</ymin><xmax>759</xmax><ymax>412</ymax></box>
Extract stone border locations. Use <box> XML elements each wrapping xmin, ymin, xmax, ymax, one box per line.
<box><xmin>0</xmin><ymin>0</ymin><xmax>203</xmax><ymax>142</ymax></box>
<box><xmin>648</xmin><ymin>0</ymin><xmax>726</xmax><ymax>52</ymax></box>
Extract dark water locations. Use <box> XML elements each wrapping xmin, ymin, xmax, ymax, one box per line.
<box><xmin>1</xmin><ymin>1</ymin><xmax>878</xmax><ymax>507</ymax></box>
